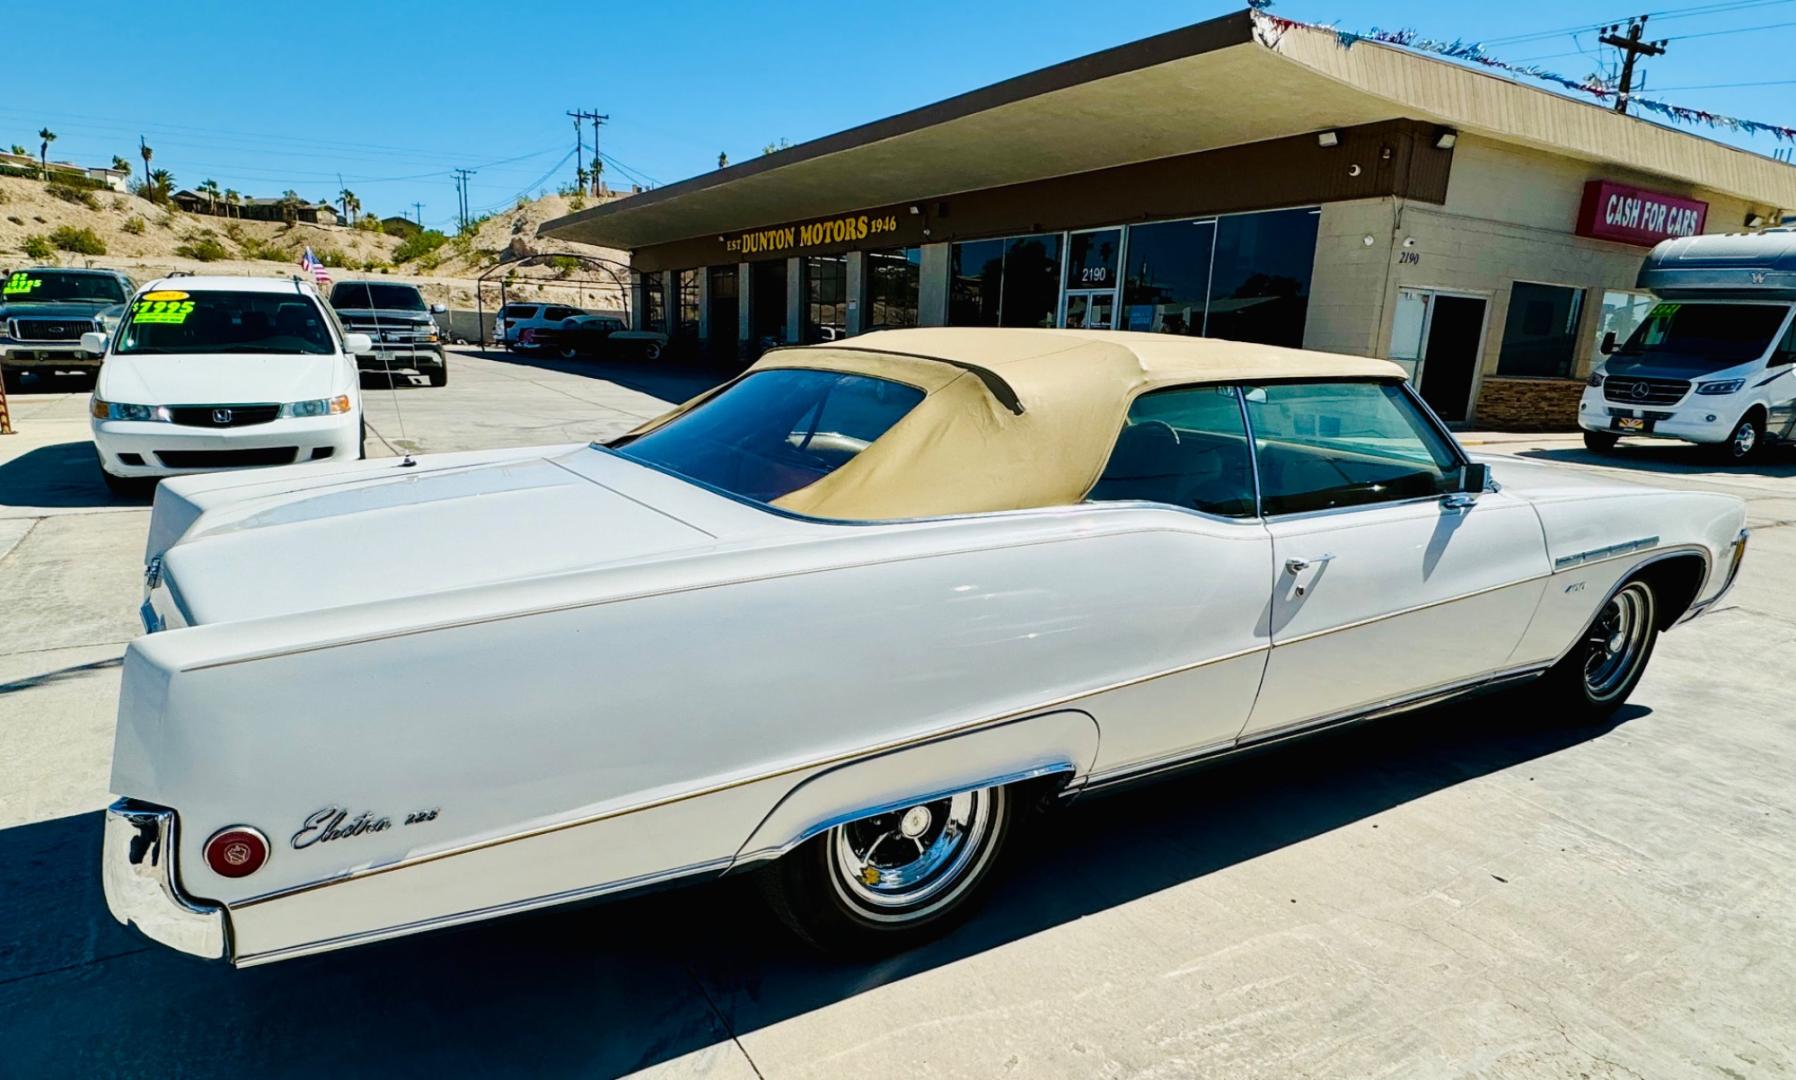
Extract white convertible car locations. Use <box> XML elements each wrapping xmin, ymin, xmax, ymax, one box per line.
<box><xmin>103</xmin><ymin>329</ymin><xmax>1748</xmax><ymax>967</ymax></box>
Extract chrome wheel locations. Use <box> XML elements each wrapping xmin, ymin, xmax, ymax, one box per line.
<box><xmin>1583</xmin><ymin>582</ymin><xmax>1654</xmax><ymax>702</ymax></box>
<box><xmin>827</xmin><ymin>787</ymin><xmax>1003</xmax><ymax>921</ymax></box>
<box><xmin>1727</xmin><ymin>417</ymin><xmax>1760</xmax><ymax>459</ymax></box>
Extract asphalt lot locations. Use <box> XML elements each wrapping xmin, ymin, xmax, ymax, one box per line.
<box><xmin>2</xmin><ymin>350</ymin><xmax>1794</xmax><ymax>1078</ymax></box>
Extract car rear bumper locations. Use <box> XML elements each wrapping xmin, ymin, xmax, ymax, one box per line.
<box><xmin>102</xmin><ymin>799</ymin><xmax>228</xmax><ymax>961</ymax></box>
<box><xmin>93</xmin><ymin>412</ymin><xmax>360</xmax><ymax>477</ymax></box>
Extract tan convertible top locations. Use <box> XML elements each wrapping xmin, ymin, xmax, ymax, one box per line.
<box><xmin>619</xmin><ymin>328</ymin><xmax>1406</xmax><ymax>520</ymax></box>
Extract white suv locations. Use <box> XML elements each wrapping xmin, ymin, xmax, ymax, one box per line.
<box><xmin>86</xmin><ymin>276</ymin><xmax>370</xmax><ymax>492</ymax></box>
<box><xmin>499</xmin><ymin>302</ymin><xmax>586</xmax><ymax>349</ymax></box>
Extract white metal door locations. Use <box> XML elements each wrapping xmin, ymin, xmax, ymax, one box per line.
<box><xmin>1241</xmin><ymin>492</ymin><xmax>1549</xmax><ymax>738</ymax></box>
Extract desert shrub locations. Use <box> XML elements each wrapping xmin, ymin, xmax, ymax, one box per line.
<box><xmin>121</xmin><ymin>216</ymin><xmax>146</xmax><ymax>235</ymax></box>
<box><xmin>310</xmin><ymin>246</ymin><xmax>349</xmax><ymax>267</ymax></box>
<box><xmin>354</xmin><ymin>216</ymin><xmax>385</xmax><ymax>233</ymax></box>
<box><xmin>238</xmin><ymin>237</ymin><xmax>289</xmax><ymax>262</ymax></box>
<box><xmin>111</xmin><ymin>196</ymin><xmax>129</xmax><ymax>212</ymax></box>
<box><xmin>175</xmin><ymin>233</ymin><xmax>230</xmax><ymax>261</ymax></box>
<box><xmin>46</xmin><ymin>183</ymin><xmax>102</xmax><ymax>210</ymax></box>
<box><xmin>393</xmin><ymin>228</ymin><xmax>448</xmax><ymax>263</ymax></box>
<box><xmin>222</xmin><ymin>222</ymin><xmax>246</xmax><ymax>243</ymax></box>
<box><xmin>23</xmin><ymin>234</ymin><xmax>55</xmax><ymax>260</ymax></box>
<box><xmin>49</xmin><ymin>225</ymin><xmax>106</xmax><ymax>255</ymax></box>
<box><xmin>549</xmin><ymin>255</ymin><xmax>579</xmax><ymax>278</ymax></box>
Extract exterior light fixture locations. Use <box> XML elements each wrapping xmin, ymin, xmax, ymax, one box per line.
<box><xmin>1436</xmin><ymin>130</ymin><xmax>1458</xmax><ymax>149</ymax></box>
<box><xmin>1745</xmin><ymin>213</ymin><xmax>1767</xmax><ymax>228</ymax></box>
<box><xmin>909</xmin><ymin>205</ymin><xmax>922</xmax><ymax>215</ymax></box>
<box><xmin>1317</xmin><ymin>131</ymin><xmax>1340</xmax><ymax>148</ymax></box>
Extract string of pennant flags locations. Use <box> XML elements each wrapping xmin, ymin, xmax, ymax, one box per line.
<box><xmin>1245</xmin><ymin>1</ymin><xmax>1796</xmax><ymax>143</ymax></box>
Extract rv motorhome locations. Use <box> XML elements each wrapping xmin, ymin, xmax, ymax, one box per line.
<box><xmin>1581</xmin><ymin>229</ymin><xmax>1796</xmax><ymax>462</ymax></box>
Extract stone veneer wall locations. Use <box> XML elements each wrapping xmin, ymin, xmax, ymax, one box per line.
<box><xmin>1472</xmin><ymin>377</ymin><xmax>1586</xmax><ymax>431</ymax></box>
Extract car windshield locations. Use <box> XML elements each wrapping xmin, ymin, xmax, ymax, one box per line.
<box><xmin>330</xmin><ymin>283</ymin><xmax>426</xmax><ymax>312</ymax></box>
<box><xmin>115</xmin><ymin>290</ymin><xmax>336</xmax><ymax>355</ymax></box>
<box><xmin>613</xmin><ymin>369</ymin><xmax>925</xmax><ymax>503</ymax></box>
<box><xmin>1610</xmin><ymin>302</ymin><xmax>1791</xmax><ymax>371</ymax></box>
<box><xmin>2</xmin><ymin>270</ymin><xmax>126</xmax><ymax>305</ymax></box>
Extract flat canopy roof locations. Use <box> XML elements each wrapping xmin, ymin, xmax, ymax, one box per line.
<box><xmin>541</xmin><ymin>9</ymin><xmax>1796</xmax><ymax>251</ymax></box>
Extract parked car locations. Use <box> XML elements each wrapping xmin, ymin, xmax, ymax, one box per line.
<box><xmin>527</xmin><ymin>314</ymin><xmax>670</xmax><ymax>360</ymax></box>
<box><xmin>498</xmin><ymin>302</ymin><xmax>585</xmax><ymax>349</ymax></box>
<box><xmin>1582</xmin><ymin>229</ymin><xmax>1796</xmax><ymax>462</ymax></box>
<box><xmin>86</xmin><ymin>276</ymin><xmax>369</xmax><ymax>493</ymax></box>
<box><xmin>329</xmin><ymin>280</ymin><xmax>448</xmax><ymax>387</ymax></box>
<box><xmin>103</xmin><ymin>328</ymin><xmax>1747</xmax><ymax>967</ymax></box>
<box><xmin>0</xmin><ymin>267</ymin><xmax>136</xmax><ymax>388</ymax></box>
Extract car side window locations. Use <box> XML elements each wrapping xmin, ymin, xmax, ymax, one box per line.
<box><xmin>1771</xmin><ymin>318</ymin><xmax>1796</xmax><ymax>367</ymax></box>
<box><xmin>1086</xmin><ymin>384</ymin><xmax>1257</xmax><ymax>518</ymax></box>
<box><xmin>1243</xmin><ymin>381</ymin><xmax>1460</xmax><ymax>515</ymax></box>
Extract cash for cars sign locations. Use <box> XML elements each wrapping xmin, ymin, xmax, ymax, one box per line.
<box><xmin>1575</xmin><ymin>180</ymin><xmax>1709</xmax><ymax>247</ymax></box>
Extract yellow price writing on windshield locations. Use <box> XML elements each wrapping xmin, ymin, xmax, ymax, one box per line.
<box><xmin>3</xmin><ymin>272</ymin><xmax>43</xmax><ymax>296</ymax></box>
<box><xmin>132</xmin><ymin>298</ymin><xmax>196</xmax><ymax>324</ymax></box>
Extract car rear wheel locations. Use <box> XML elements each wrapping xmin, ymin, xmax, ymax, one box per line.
<box><xmin>759</xmin><ymin>783</ymin><xmax>1016</xmax><ymax>954</ymax></box>
<box><xmin>559</xmin><ymin>346</ymin><xmax>579</xmax><ymax>360</ymax></box>
<box><xmin>428</xmin><ymin>362</ymin><xmax>448</xmax><ymax>388</ymax></box>
<box><xmin>642</xmin><ymin>341</ymin><xmax>663</xmax><ymax>362</ymax></box>
<box><xmin>1583</xmin><ymin>431</ymin><xmax>1619</xmax><ymax>454</ymax></box>
<box><xmin>1537</xmin><ymin>579</ymin><xmax>1658</xmax><ymax>722</ymax></box>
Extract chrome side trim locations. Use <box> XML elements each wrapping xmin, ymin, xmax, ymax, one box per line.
<box><xmin>1547</xmin><ymin>545</ymin><xmax>1714</xmax><ymax>666</ymax></box>
<box><xmin>731</xmin><ymin>760</ymin><xmax>1075</xmax><ymax>867</ymax></box>
<box><xmin>1554</xmin><ymin>535</ymin><xmax>1660</xmax><ymax>570</ymax></box>
<box><xmin>102</xmin><ymin>799</ymin><xmax>228</xmax><ymax>961</ymax></box>
<box><xmin>1077</xmin><ymin>663</ymin><xmax>1549</xmax><ymax>792</ymax></box>
<box><xmin>233</xmin><ymin>856</ymin><xmax>733</xmax><ymax>968</ymax></box>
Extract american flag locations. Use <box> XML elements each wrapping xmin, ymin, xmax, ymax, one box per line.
<box><xmin>299</xmin><ymin>247</ymin><xmax>331</xmax><ymax>286</ymax></box>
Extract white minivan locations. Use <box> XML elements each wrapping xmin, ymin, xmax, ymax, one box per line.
<box><xmin>1581</xmin><ymin>230</ymin><xmax>1796</xmax><ymax>462</ymax></box>
<box><xmin>87</xmin><ymin>276</ymin><xmax>371</xmax><ymax>492</ymax></box>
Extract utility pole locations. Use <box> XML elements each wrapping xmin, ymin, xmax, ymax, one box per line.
<box><xmin>452</xmin><ymin>168</ymin><xmax>476</xmax><ymax>232</ymax></box>
<box><xmin>1600</xmin><ymin>17</ymin><xmax>1668</xmax><ymax>115</ymax></box>
<box><xmin>567</xmin><ymin>109</ymin><xmax>608</xmax><ymax>195</ymax></box>
<box><xmin>412</xmin><ymin>201</ymin><xmax>425</xmax><ymax>227</ymax></box>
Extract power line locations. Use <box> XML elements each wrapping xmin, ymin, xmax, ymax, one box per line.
<box><xmin>1600</xmin><ymin>16</ymin><xmax>1668</xmax><ymax>113</ymax></box>
<box><xmin>1648</xmin><ymin>77</ymin><xmax>1796</xmax><ymax>88</ymax></box>
<box><xmin>1479</xmin><ymin>0</ymin><xmax>1792</xmax><ymax>46</ymax></box>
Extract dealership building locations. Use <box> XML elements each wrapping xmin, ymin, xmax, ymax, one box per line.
<box><xmin>540</xmin><ymin>10</ymin><xmax>1796</xmax><ymax>427</ymax></box>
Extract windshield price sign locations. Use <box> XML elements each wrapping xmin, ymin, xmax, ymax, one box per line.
<box><xmin>3</xmin><ymin>272</ymin><xmax>43</xmax><ymax>296</ymax></box>
<box><xmin>132</xmin><ymin>291</ymin><xmax>195</xmax><ymax>325</ymax></box>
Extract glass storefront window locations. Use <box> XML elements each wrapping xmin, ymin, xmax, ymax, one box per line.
<box><xmin>676</xmin><ymin>270</ymin><xmax>700</xmax><ymax>346</ymax></box>
<box><xmin>803</xmin><ymin>256</ymin><xmax>848</xmax><ymax>342</ymax></box>
<box><xmin>867</xmin><ymin>248</ymin><xmax>921</xmax><ymax>329</ymax></box>
<box><xmin>640</xmin><ymin>270</ymin><xmax>666</xmax><ymax>333</ymax></box>
<box><xmin>1121</xmin><ymin>218</ymin><xmax>1217</xmax><ymax>335</ymax></box>
<box><xmin>1497</xmin><ymin>281</ymin><xmax>1585</xmax><ymax>377</ymax></box>
<box><xmin>1205</xmin><ymin>207</ymin><xmax>1319</xmax><ymax>348</ymax></box>
<box><xmin>949</xmin><ymin>233</ymin><xmax>1062</xmax><ymax>328</ymax></box>
<box><xmin>1064</xmin><ymin>229</ymin><xmax>1121</xmax><ymax>291</ymax></box>
<box><xmin>1595</xmin><ymin>290</ymin><xmax>1654</xmax><ymax>358</ymax></box>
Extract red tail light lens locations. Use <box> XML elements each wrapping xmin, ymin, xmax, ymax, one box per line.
<box><xmin>204</xmin><ymin>826</ymin><xmax>270</xmax><ymax>878</ymax></box>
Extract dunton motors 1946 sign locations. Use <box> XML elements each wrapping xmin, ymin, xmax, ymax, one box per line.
<box><xmin>727</xmin><ymin>211</ymin><xmax>905</xmax><ymax>256</ymax></box>
<box><xmin>1575</xmin><ymin>180</ymin><xmax>1708</xmax><ymax>247</ymax></box>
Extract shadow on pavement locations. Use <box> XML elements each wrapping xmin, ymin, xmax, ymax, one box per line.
<box><xmin>0</xmin><ymin>441</ymin><xmax>145</xmax><ymax>509</ymax></box>
<box><xmin>0</xmin><ymin>656</ymin><xmax>122</xmax><ymax>696</ymax></box>
<box><xmin>471</xmin><ymin>347</ymin><xmax>729</xmax><ymax>406</ymax></box>
<box><xmin>0</xmin><ymin>695</ymin><xmax>1640</xmax><ymax>1078</ymax></box>
<box><xmin>1514</xmin><ymin>439</ymin><xmax>1796</xmax><ymax>479</ymax></box>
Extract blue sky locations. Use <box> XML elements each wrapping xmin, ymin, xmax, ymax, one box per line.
<box><xmin>8</xmin><ymin>1</ymin><xmax>1793</xmax><ymax>229</ymax></box>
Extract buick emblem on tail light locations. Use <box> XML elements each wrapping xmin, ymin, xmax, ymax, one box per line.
<box><xmin>212</xmin><ymin>408</ymin><xmax>233</xmax><ymax>425</ymax></box>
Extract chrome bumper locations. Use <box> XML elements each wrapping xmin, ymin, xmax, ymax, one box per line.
<box><xmin>1680</xmin><ymin>528</ymin><xmax>1750</xmax><ymax>625</ymax></box>
<box><xmin>102</xmin><ymin>799</ymin><xmax>228</xmax><ymax>960</ymax></box>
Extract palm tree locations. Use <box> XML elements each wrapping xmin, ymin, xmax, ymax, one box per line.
<box><xmin>8</xmin><ymin>145</ymin><xmax>25</xmax><ymax>156</ymax></box>
<box><xmin>279</xmin><ymin>190</ymin><xmax>301</xmax><ymax>225</ymax></box>
<box><xmin>224</xmin><ymin>189</ymin><xmax>240</xmax><ymax>218</ymax></box>
<box><xmin>338</xmin><ymin>187</ymin><xmax>357</xmax><ymax>225</ymax></box>
<box><xmin>148</xmin><ymin>169</ymin><xmax>175</xmax><ymax>204</ymax></box>
<box><xmin>199</xmin><ymin>178</ymin><xmax>221</xmax><ymax>215</ymax></box>
<box><xmin>111</xmin><ymin>155</ymin><xmax>132</xmax><ymax>178</ymax></box>
<box><xmin>139</xmin><ymin>141</ymin><xmax>153</xmax><ymax>193</ymax></box>
<box><xmin>37</xmin><ymin>128</ymin><xmax>55</xmax><ymax>180</ymax></box>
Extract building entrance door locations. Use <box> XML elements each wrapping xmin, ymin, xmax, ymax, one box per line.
<box><xmin>1390</xmin><ymin>288</ymin><xmax>1489</xmax><ymax>423</ymax></box>
<box><xmin>1059</xmin><ymin>227</ymin><xmax>1123</xmax><ymax>329</ymax></box>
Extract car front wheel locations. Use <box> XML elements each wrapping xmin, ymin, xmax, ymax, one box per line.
<box><xmin>1538</xmin><ymin>578</ymin><xmax>1658</xmax><ymax>722</ymax></box>
<box><xmin>1712</xmin><ymin>412</ymin><xmax>1764</xmax><ymax>463</ymax></box>
<box><xmin>1583</xmin><ymin>431</ymin><xmax>1619</xmax><ymax>454</ymax></box>
<box><xmin>760</xmin><ymin>783</ymin><xmax>1016</xmax><ymax>954</ymax></box>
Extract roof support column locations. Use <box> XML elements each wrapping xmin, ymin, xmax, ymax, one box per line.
<box><xmin>786</xmin><ymin>257</ymin><xmax>804</xmax><ymax>344</ymax></box>
<box><xmin>630</xmin><ymin>272</ymin><xmax>648</xmax><ymax>332</ymax></box>
<box><xmin>919</xmin><ymin>242</ymin><xmax>950</xmax><ymax>327</ymax></box>
<box><xmin>695</xmin><ymin>267</ymin><xmax>711</xmax><ymax>345</ymax></box>
<box><xmin>845</xmin><ymin>251</ymin><xmax>866</xmax><ymax>336</ymax></box>
<box><xmin>737</xmin><ymin>262</ymin><xmax>752</xmax><ymax>358</ymax></box>
<box><xmin>662</xmin><ymin>272</ymin><xmax>679</xmax><ymax>337</ymax></box>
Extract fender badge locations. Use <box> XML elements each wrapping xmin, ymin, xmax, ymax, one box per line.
<box><xmin>291</xmin><ymin>805</ymin><xmax>439</xmax><ymax>850</ymax></box>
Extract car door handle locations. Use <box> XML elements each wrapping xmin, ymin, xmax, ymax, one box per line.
<box><xmin>1284</xmin><ymin>554</ymin><xmax>1335</xmax><ymax>596</ymax></box>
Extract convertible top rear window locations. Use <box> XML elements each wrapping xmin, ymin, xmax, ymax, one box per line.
<box><xmin>614</xmin><ymin>368</ymin><xmax>925</xmax><ymax>503</ymax></box>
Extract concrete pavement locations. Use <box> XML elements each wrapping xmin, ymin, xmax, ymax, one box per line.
<box><xmin>1</xmin><ymin>357</ymin><xmax>1793</xmax><ymax>1078</ymax></box>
